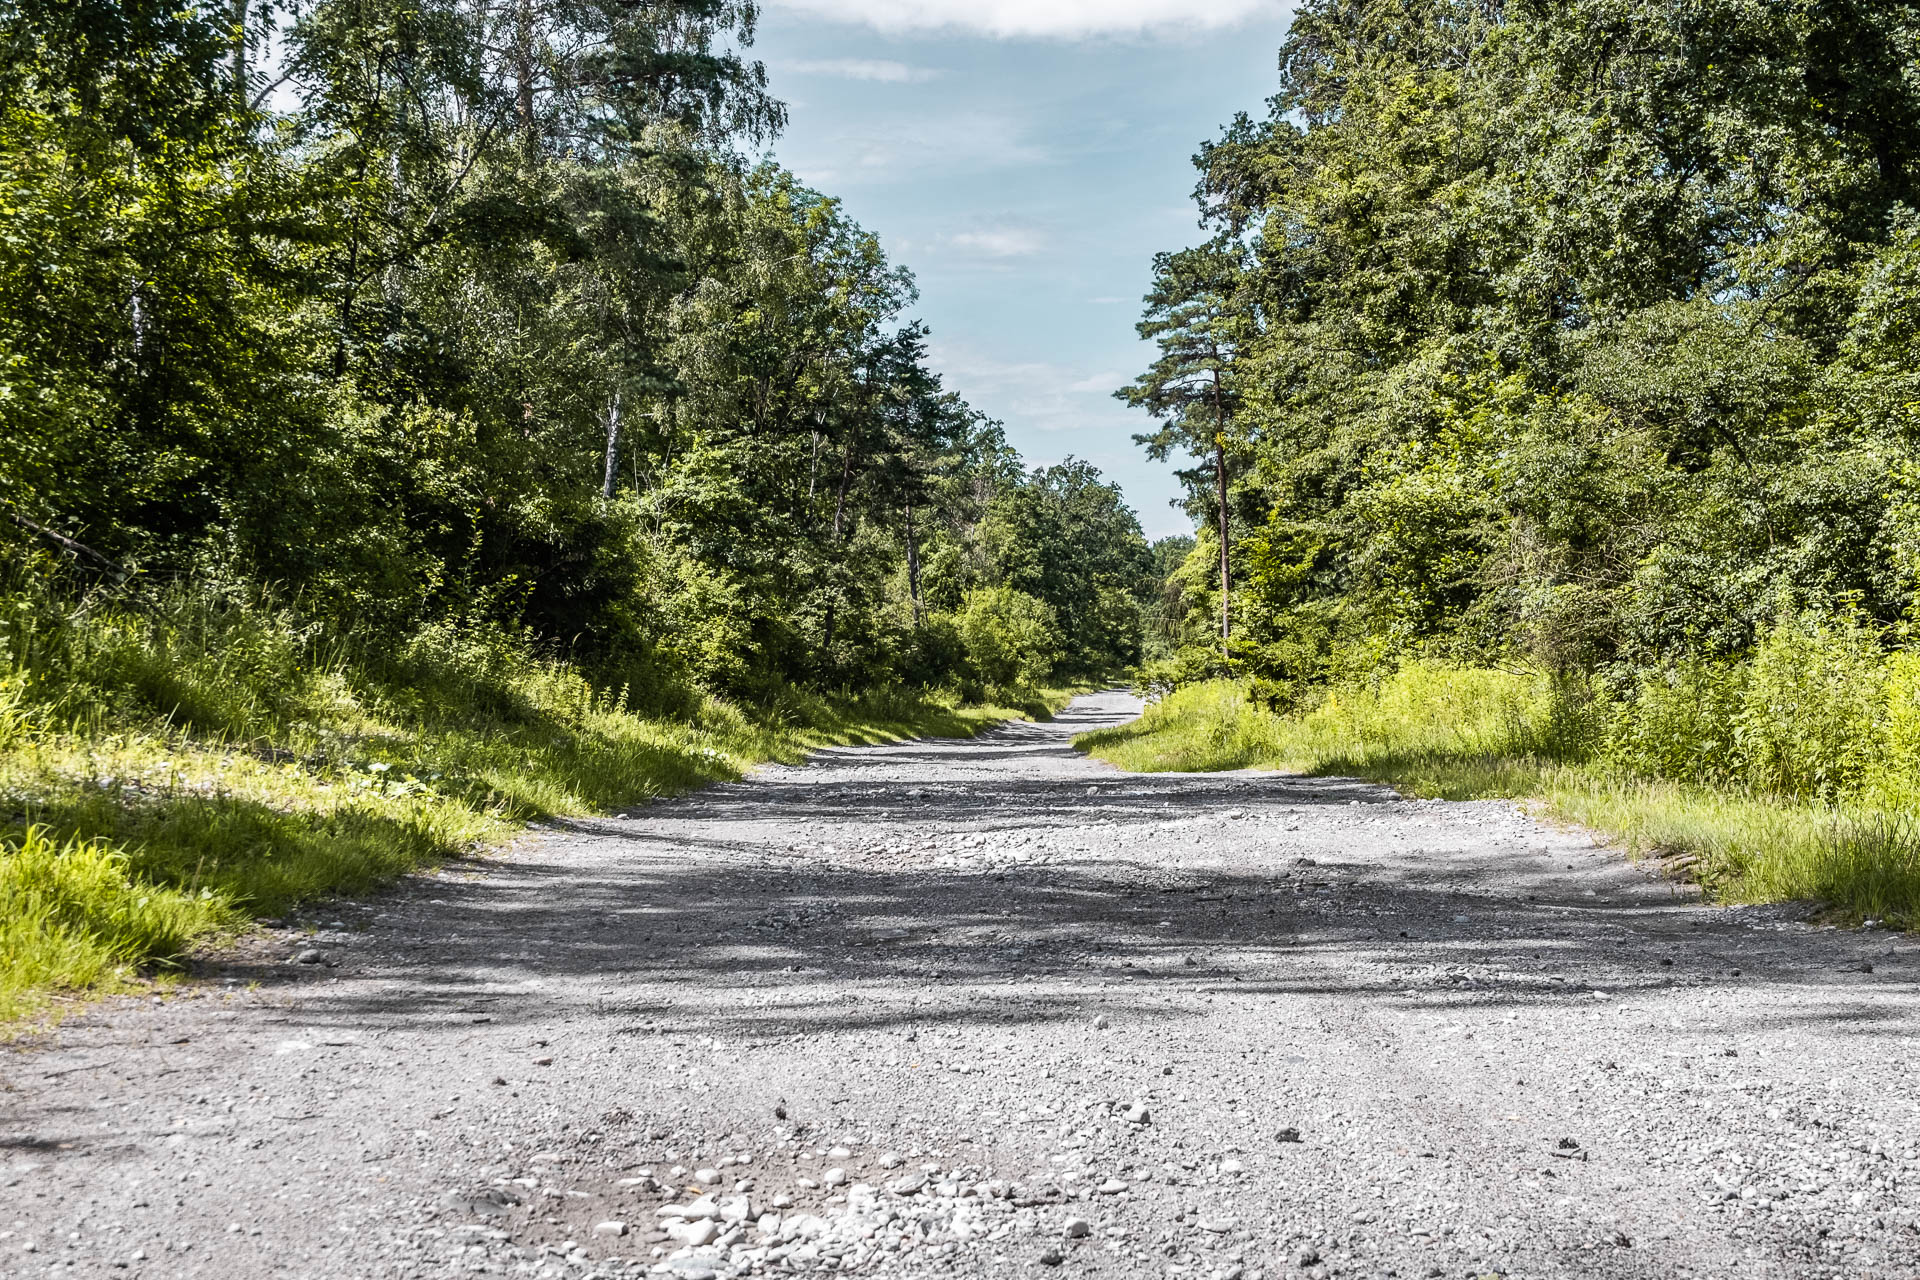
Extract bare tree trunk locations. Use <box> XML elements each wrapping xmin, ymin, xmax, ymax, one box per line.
<box><xmin>904</xmin><ymin>501</ymin><xmax>923</xmax><ymax>625</ymax></box>
<box><xmin>231</xmin><ymin>0</ymin><xmax>247</xmax><ymax>102</ymax></box>
<box><xmin>515</xmin><ymin>0</ymin><xmax>536</xmax><ymax>155</ymax></box>
<box><xmin>601</xmin><ymin>391</ymin><xmax>622</xmax><ymax>500</ymax></box>
<box><xmin>1211</xmin><ymin>370</ymin><xmax>1231</xmax><ymax>658</ymax></box>
<box><xmin>831</xmin><ymin>436</ymin><xmax>854</xmax><ymax>540</ymax></box>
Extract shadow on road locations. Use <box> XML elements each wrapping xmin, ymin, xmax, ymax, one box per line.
<box><xmin>194</xmin><ymin>705</ymin><xmax>1905</xmax><ymax>1046</ymax></box>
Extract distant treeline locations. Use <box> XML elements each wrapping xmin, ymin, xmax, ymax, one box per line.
<box><xmin>0</xmin><ymin>0</ymin><xmax>1153</xmax><ymax>702</ymax></box>
<box><xmin>1130</xmin><ymin>0</ymin><xmax>1920</xmax><ymax>695</ymax></box>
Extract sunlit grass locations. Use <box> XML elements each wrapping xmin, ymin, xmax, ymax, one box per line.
<box><xmin>0</xmin><ymin>826</ymin><xmax>230</xmax><ymax>1024</ymax></box>
<box><xmin>0</xmin><ymin>590</ymin><xmax>1075</xmax><ymax>1029</ymax></box>
<box><xmin>1079</xmin><ymin>676</ymin><xmax>1920</xmax><ymax>928</ymax></box>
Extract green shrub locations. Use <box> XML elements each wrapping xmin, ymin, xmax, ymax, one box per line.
<box><xmin>1604</xmin><ymin>615</ymin><xmax>1891</xmax><ymax>799</ymax></box>
<box><xmin>1737</xmin><ymin>614</ymin><xmax>1887</xmax><ymax>799</ymax></box>
<box><xmin>956</xmin><ymin>587</ymin><xmax>1061</xmax><ymax>694</ymax></box>
<box><xmin>1881</xmin><ymin>649</ymin><xmax>1920</xmax><ymax>802</ymax></box>
<box><xmin>1602</xmin><ymin>658</ymin><xmax>1747</xmax><ymax>785</ymax></box>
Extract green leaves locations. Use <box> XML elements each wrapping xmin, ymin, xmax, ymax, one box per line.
<box><xmin>0</xmin><ymin>0</ymin><xmax>1157</xmax><ymax>702</ymax></box>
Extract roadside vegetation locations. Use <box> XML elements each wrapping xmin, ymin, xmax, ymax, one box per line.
<box><xmin>0</xmin><ymin>2</ymin><xmax>1140</xmax><ymax>1023</ymax></box>
<box><xmin>1082</xmin><ymin>616</ymin><xmax>1920</xmax><ymax>924</ymax></box>
<box><xmin>0</xmin><ymin>579</ymin><xmax>1079</xmax><ymax>1025</ymax></box>
<box><xmin>1106</xmin><ymin>1</ymin><xmax>1920</xmax><ymax>928</ymax></box>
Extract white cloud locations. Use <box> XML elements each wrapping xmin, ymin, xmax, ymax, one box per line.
<box><xmin>948</xmin><ymin>227</ymin><xmax>1047</xmax><ymax>258</ymax></box>
<box><xmin>931</xmin><ymin>344</ymin><xmax>1131</xmax><ymax>435</ymax></box>
<box><xmin>768</xmin><ymin>0</ymin><xmax>1270</xmax><ymax>38</ymax></box>
<box><xmin>786</xmin><ymin>57</ymin><xmax>942</xmax><ymax>82</ymax></box>
<box><xmin>795</xmin><ymin>112</ymin><xmax>1048</xmax><ymax>183</ymax></box>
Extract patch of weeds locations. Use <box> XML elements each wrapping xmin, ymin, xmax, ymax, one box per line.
<box><xmin>1080</xmin><ymin>677</ymin><xmax>1920</xmax><ymax>928</ymax></box>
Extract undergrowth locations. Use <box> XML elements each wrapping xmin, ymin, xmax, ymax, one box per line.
<box><xmin>1080</xmin><ymin>627</ymin><xmax>1920</xmax><ymax>928</ymax></box>
<box><xmin>0</xmin><ymin>584</ymin><xmax>1070</xmax><ymax>1029</ymax></box>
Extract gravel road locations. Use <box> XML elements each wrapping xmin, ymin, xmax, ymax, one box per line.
<box><xmin>5</xmin><ymin>691</ymin><xmax>1919</xmax><ymax>1280</ymax></box>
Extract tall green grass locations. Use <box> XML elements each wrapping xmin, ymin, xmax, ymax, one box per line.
<box><xmin>0</xmin><ymin>827</ymin><xmax>228</xmax><ymax>1021</ymax></box>
<box><xmin>1080</xmin><ymin>622</ymin><xmax>1920</xmax><ymax>927</ymax></box>
<box><xmin>0</xmin><ymin>583</ymin><xmax>1067</xmax><ymax>1028</ymax></box>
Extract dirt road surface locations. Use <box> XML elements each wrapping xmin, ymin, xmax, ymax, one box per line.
<box><xmin>5</xmin><ymin>691</ymin><xmax>1919</xmax><ymax>1280</ymax></box>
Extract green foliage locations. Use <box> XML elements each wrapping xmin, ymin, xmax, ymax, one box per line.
<box><xmin>1603</xmin><ymin>614</ymin><xmax>1893</xmax><ymax>800</ymax></box>
<box><xmin>1115</xmin><ymin>1</ymin><xmax>1920</xmax><ymax>922</ymax></box>
<box><xmin>0</xmin><ymin>579</ymin><xmax>1073</xmax><ymax>1023</ymax></box>
<box><xmin>0</xmin><ymin>0</ymin><xmax>1148</xmax><ymax>709</ymax></box>
<box><xmin>1738</xmin><ymin>616</ymin><xmax>1889</xmax><ymax>800</ymax></box>
<box><xmin>1087</xmin><ymin>629</ymin><xmax>1920</xmax><ymax>924</ymax></box>
<box><xmin>1600</xmin><ymin>660</ymin><xmax>1749</xmax><ymax>788</ymax></box>
<box><xmin>956</xmin><ymin>587</ymin><xmax>1061</xmax><ymax>696</ymax></box>
<box><xmin>976</xmin><ymin>460</ymin><xmax>1154</xmax><ymax>676</ymax></box>
<box><xmin>1129</xmin><ymin>0</ymin><xmax>1920</xmax><ymax>685</ymax></box>
<box><xmin>1</xmin><ymin>826</ymin><xmax>230</xmax><ymax>1024</ymax></box>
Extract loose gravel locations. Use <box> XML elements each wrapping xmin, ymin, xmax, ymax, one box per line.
<box><xmin>4</xmin><ymin>691</ymin><xmax>1918</xmax><ymax>1280</ymax></box>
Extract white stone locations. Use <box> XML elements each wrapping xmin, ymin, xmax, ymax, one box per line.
<box><xmin>592</xmin><ymin>1221</ymin><xmax>627</xmax><ymax>1237</ymax></box>
<box><xmin>669</xmin><ymin>1219</ymin><xmax>720</xmax><ymax>1247</ymax></box>
<box><xmin>1064</xmin><ymin>1217</ymin><xmax>1092</xmax><ymax>1239</ymax></box>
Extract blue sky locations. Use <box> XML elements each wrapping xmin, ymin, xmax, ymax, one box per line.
<box><xmin>750</xmin><ymin>1</ymin><xmax>1296</xmax><ymax>540</ymax></box>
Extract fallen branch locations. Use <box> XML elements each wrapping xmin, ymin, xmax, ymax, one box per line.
<box><xmin>2</xmin><ymin>506</ymin><xmax>128</xmax><ymax>581</ymax></box>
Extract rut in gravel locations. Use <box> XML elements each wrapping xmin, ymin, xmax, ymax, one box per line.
<box><xmin>4</xmin><ymin>691</ymin><xmax>1919</xmax><ymax>1280</ymax></box>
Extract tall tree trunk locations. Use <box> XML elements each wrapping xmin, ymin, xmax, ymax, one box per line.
<box><xmin>231</xmin><ymin>0</ymin><xmax>247</xmax><ymax>102</ymax></box>
<box><xmin>831</xmin><ymin>436</ymin><xmax>854</xmax><ymax>540</ymax></box>
<box><xmin>514</xmin><ymin>0</ymin><xmax>536</xmax><ymax>156</ymax></box>
<box><xmin>1211</xmin><ymin>372</ymin><xmax>1231</xmax><ymax>658</ymax></box>
<box><xmin>1215</xmin><ymin>435</ymin><xmax>1230</xmax><ymax>657</ymax></box>
<box><xmin>904</xmin><ymin>501</ymin><xmax>923</xmax><ymax>625</ymax></box>
<box><xmin>601</xmin><ymin>391</ymin><xmax>622</xmax><ymax>499</ymax></box>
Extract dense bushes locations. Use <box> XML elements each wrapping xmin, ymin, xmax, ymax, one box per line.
<box><xmin>1129</xmin><ymin>0</ymin><xmax>1920</xmax><ymax>698</ymax></box>
<box><xmin>1114</xmin><ymin>615</ymin><xmax>1920</xmax><ymax>809</ymax></box>
<box><xmin>1602</xmin><ymin>616</ymin><xmax>1912</xmax><ymax>803</ymax></box>
<box><xmin>956</xmin><ymin>588</ymin><xmax>1060</xmax><ymax>697</ymax></box>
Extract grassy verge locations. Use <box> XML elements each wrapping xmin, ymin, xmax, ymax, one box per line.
<box><xmin>0</xmin><ymin>598</ymin><xmax>1074</xmax><ymax>1028</ymax></box>
<box><xmin>1078</xmin><ymin>677</ymin><xmax>1920</xmax><ymax>927</ymax></box>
